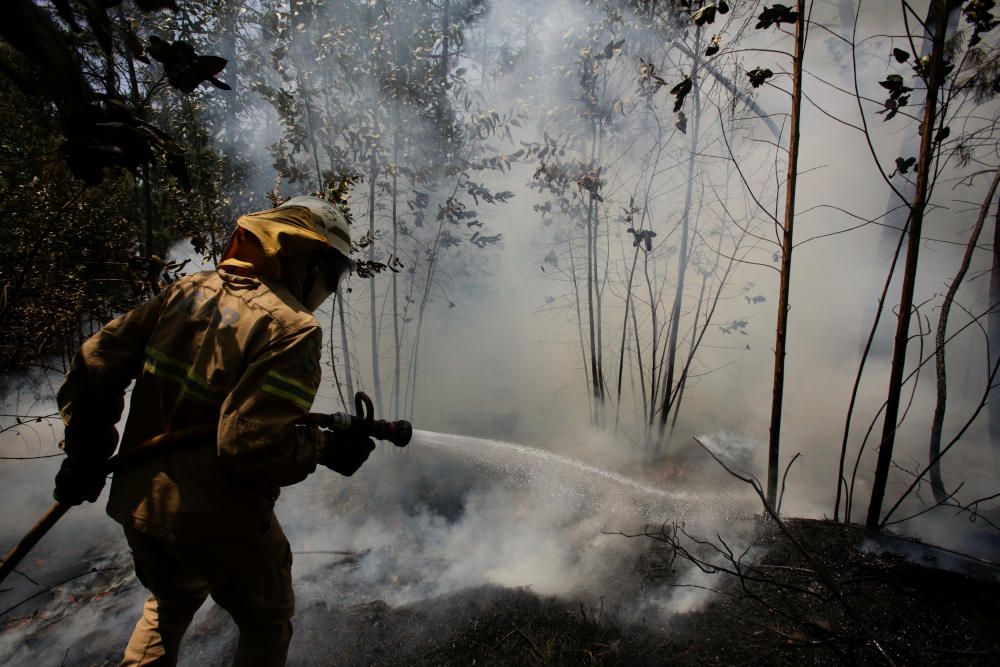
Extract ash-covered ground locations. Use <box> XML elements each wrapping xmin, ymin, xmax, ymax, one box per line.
<box><xmin>3</xmin><ymin>431</ymin><xmax>999</xmax><ymax>665</ymax></box>
<box><xmin>0</xmin><ymin>430</ymin><xmax>753</xmax><ymax>665</ymax></box>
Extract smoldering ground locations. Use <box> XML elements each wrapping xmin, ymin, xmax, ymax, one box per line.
<box><xmin>3</xmin><ymin>0</ymin><xmax>1000</xmax><ymax>661</ymax></box>
<box><xmin>0</xmin><ymin>396</ymin><xmax>754</xmax><ymax>664</ymax></box>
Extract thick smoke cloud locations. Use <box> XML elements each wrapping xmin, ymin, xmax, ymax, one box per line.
<box><xmin>2</xmin><ymin>0</ymin><xmax>1000</xmax><ymax>662</ymax></box>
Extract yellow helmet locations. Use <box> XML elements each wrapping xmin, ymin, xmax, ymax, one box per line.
<box><xmin>277</xmin><ymin>196</ymin><xmax>351</xmax><ymax>258</ymax></box>
<box><xmin>220</xmin><ymin>196</ymin><xmax>352</xmax><ymax>279</ymax></box>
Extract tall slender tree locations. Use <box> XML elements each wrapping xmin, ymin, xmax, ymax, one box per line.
<box><xmin>866</xmin><ymin>0</ymin><xmax>953</xmax><ymax>530</ymax></box>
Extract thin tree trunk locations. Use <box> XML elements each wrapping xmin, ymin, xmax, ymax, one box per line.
<box><xmin>288</xmin><ymin>3</ymin><xmax>324</xmax><ymax>191</ymax></box>
<box><xmin>480</xmin><ymin>11</ymin><xmax>489</xmax><ymax>93</ymax></box>
<box><xmin>406</xmin><ymin>245</ymin><xmax>435</xmax><ymax>421</ymax></box>
<box><xmin>441</xmin><ymin>0</ymin><xmax>450</xmax><ymax>78</ymax></box>
<box><xmin>866</xmin><ymin>0</ymin><xmax>950</xmax><ymax>530</ymax></box>
<box><xmin>618</xmin><ymin>132</ymin><xmax>664</xmax><ymax>433</ymax></box>
<box><xmin>862</xmin><ymin>3</ymin><xmax>961</xmax><ymax>356</ymax></box>
<box><xmin>671</xmin><ymin>269</ymin><xmax>707</xmax><ymax>433</ymax></box>
<box><xmin>586</xmin><ymin>194</ymin><xmax>601</xmax><ymax>424</ymax></box>
<box><xmin>594</xmin><ymin>198</ymin><xmax>607</xmax><ymax>416</ymax></box>
<box><xmin>392</xmin><ymin>117</ymin><xmax>401</xmax><ymax>419</ymax></box>
<box><xmin>142</xmin><ymin>163</ymin><xmax>155</xmax><ymax>262</ymax></box>
<box><xmin>616</xmin><ymin>245</ymin><xmax>642</xmax><ymax>432</ymax></box>
<box><xmin>766</xmin><ymin>0</ymin><xmax>806</xmax><ymax>508</ymax></box>
<box><xmin>672</xmin><ymin>227</ymin><xmax>747</xmax><ymax>435</ymax></box>
<box><xmin>329</xmin><ymin>299</ymin><xmax>348</xmax><ymax>411</ymax></box>
<box><xmin>438</xmin><ymin>0</ymin><xmax>451</xmax><ymax>122</ymax></box>
<box><xmin>407</xmin><ymin>181</ymin><xmax>461</xmax><ymax>420</ymax></box>
<box><xmin>671</xmin><ymin>179</ymin><xmax>720</xmax><ymax>433</ymax></box>
<box><xmin>569</xmin><ymin>235</ymin><xmax>594</xmax><ymax>425</ymax></box>
<box><xmin>594</xmin><ymin>119</ymin><xmax>608</xmax><ymax>416</ymax></box>
<box><xmin>300</xmin><ymin>75</ymin><xmax>324</xmax><ymax>189</ymax></box>
<box><xmin>991</xmin><ymin>192</ymin><xmax>1000</xmax><ymax>477</ymax></box>
<box><xmin>835</xmin><ymin>217</ymin><xmax>909</xmax><ymax>522</ymax></box>
<box><xmin>658</xmin><ymin>27</ymin><xmax>702</xmax><ymax>450</ymax></box>
<box><xmin>928</xmin><ymin>168</ymin><xmax>1000</xmax><ymax>501</ymax></box>
<box><xmin>368</xmin><ymin>144</ymin><xmax>384</xmax><ymax>414</ymax></box>
<box><xmin>585</xmin><ymin>119</ymin><xmax>602</xmax><ymax>425</ymax></box>
<box><xmin>644</xmin><ymin>249</ymin><xmax>658</xmax><ymax>431</ymax></box>
<box><xmin>631</xmin><ymin>291</ymin><xmax>648</xmax><ymax>425</ymax></box>
<box><xmin>338</xmin><ymin>283</ymin><xmax>355</xmax><ymax>401</ymax></box>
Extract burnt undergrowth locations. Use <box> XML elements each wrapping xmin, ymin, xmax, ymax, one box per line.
<box><xmin>634</xmin><ymin>517</ymin><xmax>1000</xmax><ymax>666</ymax></box>
<box><xmin>9</xmin><ymin>517</ymin><xmax>998</xmax><ymax>666</ymax></box>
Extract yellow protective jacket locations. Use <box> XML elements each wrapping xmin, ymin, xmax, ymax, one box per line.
<box><xmin>57</xmin><ymin>267</ymin><xmax>326</xmax><ymax>541</ymax></box>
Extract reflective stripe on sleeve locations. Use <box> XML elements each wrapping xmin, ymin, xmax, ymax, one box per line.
<box><xmin>261</xmin><ymin>371</ymin><xmax>316</xmax><ymax>410</ymax></box>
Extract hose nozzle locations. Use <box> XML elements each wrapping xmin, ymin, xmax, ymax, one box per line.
<box><xmin>304</xmin><ymin>391</ymin><xmax>412</xmax><ymax>447</ymax></box>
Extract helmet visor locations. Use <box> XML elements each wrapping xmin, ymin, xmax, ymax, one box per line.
<box><xmin>324</xmin><ymin>250</ymin><xmax>352</xmax><ymax>290</ymax></box>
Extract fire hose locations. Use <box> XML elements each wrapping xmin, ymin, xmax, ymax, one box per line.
<box><xmin>0</xmin><ymin>391</ymin><xmax>411</xmax><ymax>587</ymax></box>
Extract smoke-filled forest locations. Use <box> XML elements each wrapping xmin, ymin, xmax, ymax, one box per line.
<box><xmin>2</xmin><ymin>0</ymin><xmax>1000</xmax><ymax>664</ymax></box>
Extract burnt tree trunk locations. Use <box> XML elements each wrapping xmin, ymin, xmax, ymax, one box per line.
<box><xmin>866</xmin><ymin>0</ymin><xmax>950</xmax><ymax>530</ymax></box>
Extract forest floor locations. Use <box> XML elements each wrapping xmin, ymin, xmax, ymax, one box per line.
<box><xmin>5</xmin><ymin>513</ymin><xmax>1000</xmax><ymax>665</ymax></box>
<box><xmin>5</xmin><ymin>449</ymin><xmax>1000</xmax><ymax>665</ymax></box>
<box><xmin>270</xmin><ymin>517</ymin><xmax>1000</xmax><ymax>666</ymax></box>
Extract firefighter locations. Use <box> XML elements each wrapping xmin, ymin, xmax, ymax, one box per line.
<box><xmin>52</xmin><ymin>196</ymin><xmax>374</xmax><ymax>666</ymax></box>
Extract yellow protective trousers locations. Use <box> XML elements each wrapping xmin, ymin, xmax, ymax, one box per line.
<box><xmin>56</xmin><ymin>267</ymin><xmax>329</xmax><ymax>666</ymax></box>
<box><xmin>121</xmin><ymin>515</ymin><xmax>294</xmax><ymax>667</ymax></box>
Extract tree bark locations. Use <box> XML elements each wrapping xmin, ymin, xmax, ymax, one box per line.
<box><xmin>866</xmin><ymin>0</ymin><xmax>950</xmax><ymax>530</ymax></box>
<box><xmin>585</xmin><ymin>112</ymin><xmax>604</xmax><ymax>425</ymax></box>
<box><xmin>767</xmin><ymin>0</ymin><xmax>806</xmax><ymax>508</ymax></box>
<box><xmin>569</xmin><ymin>236</ymin><xmax>595</xmax><ymax>425</ymax></box>
<box><xmin>992</xmin><ymin>191</ymin><xmax>1000</xmax><ymax>477</ymax></box>
<box><xmin>368</xmin><ymin>145</ymin><xmax>384</xmax><ymax>414</ymax></box>
<box><xmin>658</xmin><ymin>27</ymin><xmax>702</xmax><ymax>450</ymax></box>
<box><xmin>616</xmin><ymin>244</ymin><xmax>642</xmax><ymax>432</ymax></box>
<box><xmin>928</xmin><ymin>168</ymin><xmax>1000</xmax><ymax>501</ymax></box>
<box><xmin>392</xmin><ymin>113</ymin><xmax>401</xmax><ymax>419</ymax></box>
<box><xmin>329</xmin><ymin>300</ymin><xmax>347</xmax><ymax>411</ymax></box>
<box><xmin>337</xmin><ymin>284</ymin><xmax>355</xmax><ymax>402</ymax></box>
<box><xmin>586</xmin><ymin>193</ymin><xmax>600</xmax><ymax>425</ymax></box>
<box><xmin>861</xmin><ymin>3</ymin><xmax>960</xmax><ymax>357</ymax></box>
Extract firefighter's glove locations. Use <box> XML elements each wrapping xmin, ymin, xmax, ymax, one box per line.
<box><xmin>54</xmin><ymin>456</ymin><xmax>107</xmax><ymax>505</ymax></box>
<box><xmin>320</xmin><ymin>431</ymin><xmax>375</xmax><ymax>477</ymax></box>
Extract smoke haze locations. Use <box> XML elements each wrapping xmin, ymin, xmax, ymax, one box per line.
<box><xmin>3</xmin><ymin>0</ymin><xmax>1000</xmax><ymax>662</ymax></box>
